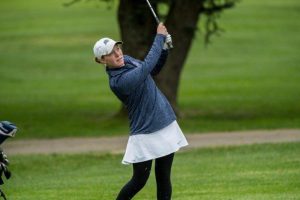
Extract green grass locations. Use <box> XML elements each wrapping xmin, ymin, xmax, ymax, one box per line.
<box><xmin>0</xmin><ymin>0</ymin><xmax>300</xmax><ymax>139</ymax></box>
<box><xmin>180</xmin><ymin>0</ymin><xmax>300</xmax><ymax>133</ymax></box>
<box><xmin>2</xmin><ymin>142</ymin><xmax>300</xmax><ymax>199</ymax></box>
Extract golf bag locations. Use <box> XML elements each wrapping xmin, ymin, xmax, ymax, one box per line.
<box><xmin>0</xmin><ymin>121</ymin><xmax>18</xmax><ymax>200</ymax></box>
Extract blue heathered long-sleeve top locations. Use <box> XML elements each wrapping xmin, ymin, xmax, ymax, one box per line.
<box><xmin>106</xmin><ymin>34</ymin><xmax>176</xmax><ymax>135</ymax></box>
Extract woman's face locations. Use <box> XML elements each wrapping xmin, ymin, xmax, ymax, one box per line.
<box><xmin>101</xmin><ymin>44</ymin><xmax>124</xmax><ymax>68</ymax></box>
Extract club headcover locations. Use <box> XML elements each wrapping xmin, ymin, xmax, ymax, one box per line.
<box><xmin>0</xmin><ymin>121</ymin><xmax>17</xmax><ymax>145</ymax></box>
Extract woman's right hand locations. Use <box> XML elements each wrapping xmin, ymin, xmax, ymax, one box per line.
<box><xmin>157</xmin><ymin>23</ymin><xmax>168</xmax><ymax>36</ymax></box>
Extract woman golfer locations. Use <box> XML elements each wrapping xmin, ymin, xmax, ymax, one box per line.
<box><xmin>93</xmin><ymin>23</ymin><xmax>188</xmax><ymax>200</ymax></box>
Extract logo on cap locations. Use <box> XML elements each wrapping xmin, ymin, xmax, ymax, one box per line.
<box><xmin>104</xmin><ymin>39</ymin><xmax>109</xmax><ymax>45</ymax></box>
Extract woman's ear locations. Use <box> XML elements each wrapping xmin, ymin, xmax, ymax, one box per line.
<box><xmin>95</xmin><ymin>57</ymin><xmax>100</xmax><ymax>63</ymax></box>
<box><xmin>95</xmin><ymin>57</ymin><xmax>105</xmax><ymax>64</ymax></box>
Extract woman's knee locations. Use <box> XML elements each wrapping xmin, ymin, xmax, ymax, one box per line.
<box><xmin>132</xmin><ymin>161</ymin><xmax>152</xmax><ymax>188</ymax></box>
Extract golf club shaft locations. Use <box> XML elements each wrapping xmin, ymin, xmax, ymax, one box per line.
<box><xmin>145</xmin><ymin>0</ymin><xmax>173</xmax><ymax>49</ymax></box>
<box><xmin>145</xmin><ymin>0</ymin><xmax>160</xmax><ymax>24</ymax></box>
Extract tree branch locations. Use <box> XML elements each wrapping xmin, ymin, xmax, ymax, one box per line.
<box><xmin>202</xmin><ymin>0</ymin><xmax>237</xmax><ymax>45</ymax></box>
<box><xmin>203</xmin><ymin>0</ymin><xmax>235</xmax><ymax>14</ymax></box>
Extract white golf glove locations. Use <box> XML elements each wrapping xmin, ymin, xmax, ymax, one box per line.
<box><xmin>163</xmin><ymin>34</ymin><xmax>173</xmax><ymax>50</ymax></box>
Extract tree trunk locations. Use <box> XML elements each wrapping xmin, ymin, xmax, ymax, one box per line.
<box><xmin>154</xmin><ymin>0</ymin><xmax>204</xmax><ymax>114</ymax></box>
<box><xmin>117</xmin><ymin>0</ymin><xmax>204</xmax><ymax>116</ymax></box>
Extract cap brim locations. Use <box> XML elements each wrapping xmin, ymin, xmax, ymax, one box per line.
<box><xmin>106</xmin><ymin>41</ymin><xmax>123</xmax><ymax>55</ymax></box>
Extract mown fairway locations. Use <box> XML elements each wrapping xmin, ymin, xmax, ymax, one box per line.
<box><xmin>2</xmin><ymin>142</ymin><xmax>300</xmax><ymax>199</ymax></box>
<box><xmin>0</xmin><ymin>0</ymin><xmax>300</xmax><ymax>138</ymax></box>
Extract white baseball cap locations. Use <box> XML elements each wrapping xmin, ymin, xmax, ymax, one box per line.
<box><xmin>93</xmin><ymin>37</ymin><xmax>123</xmax><ymax>59</ymax></box>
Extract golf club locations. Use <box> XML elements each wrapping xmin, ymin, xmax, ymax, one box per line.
<box><xmin>145</xmin><ymin>0</ymin><xmax>173</xmax><ymax>49</ymax></box>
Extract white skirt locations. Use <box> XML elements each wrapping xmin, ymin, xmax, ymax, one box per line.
<box><xmin>122</xmin><ymin>121</ymin><xmax>188</xmax><ymax>165</ymax></box>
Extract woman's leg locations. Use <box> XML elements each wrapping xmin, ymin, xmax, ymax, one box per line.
<box><xmin>155</xmin><ymin>153</ymin><xmax>174</xmax><ymax>200</ymax></box>
<box><xmin>116</xmin><ymin>160</ymin><xmax>152</xmax><ymax>200</ymax></box>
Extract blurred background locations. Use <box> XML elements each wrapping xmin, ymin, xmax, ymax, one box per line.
<box><xmin>0</xmin><ymin>0</ymin><xmax>299</xmax><ymax>139</ymax></box>
<box><xmin>1</xmin><ymin>1</ymin><xmax>300</xmax><ymax>199</ymax></box>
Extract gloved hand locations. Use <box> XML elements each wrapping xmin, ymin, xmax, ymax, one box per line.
<box><xmin>163</xmin><ymin>34</ymin><xmax>173</xmax><ymax>50</ymax></box>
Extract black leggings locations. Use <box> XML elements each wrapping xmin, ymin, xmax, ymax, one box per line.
<box><xmin>116</xmin><ymin>153</ymin><xmax>174</xmax><ymax>200</ymax></box>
